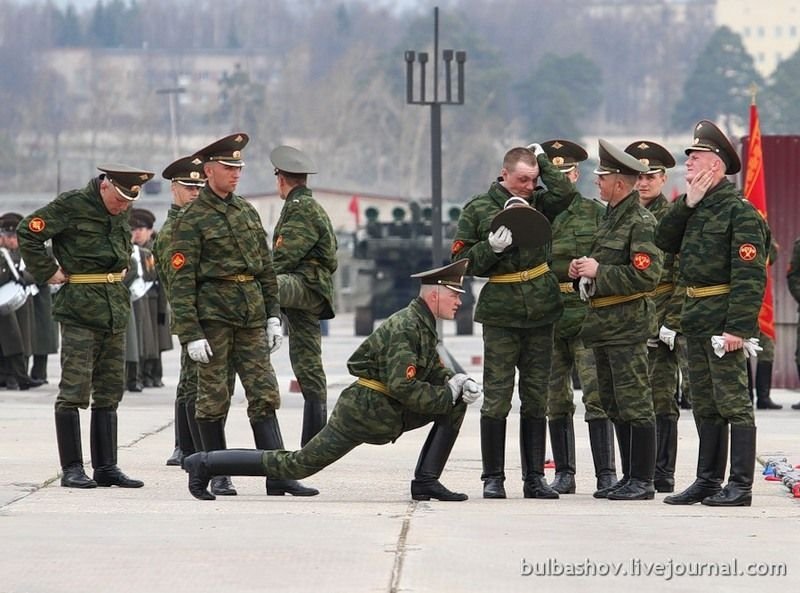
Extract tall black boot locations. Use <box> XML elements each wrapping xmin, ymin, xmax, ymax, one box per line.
<box><xmin>755</xmin><ymin>361</ymin><xmax>781</xmax><ymax>409</ymax></box>
<box><xmin>126</xmin><ymin>362</ymin><xmax>143</xmax><ymax>392</ymax></box>
<box><xmin>411</xmin><ymin>421</ymin><xmax>467</xmax><ymax>501</ymax></box>
<box><xmin>702</xmin><ymin>425</ymin><xmax>756</xmax><ymax>507</ymax></box>
<box><xmin>251</xmin><ymin>415</ymin><xmax>319</xmax><ymax>496</ymax></box>
<box><xmin>55</xmin><ymin>409</ymin><xmax>97</xmax><ymax>488</ymax></box>
<box><xmin>8</xmin><ymin>354</ymin><xmax>44</xmax><ymax>390</ymax></box>
<box><xmin>548</xmin><ymin>417</ymin><xmax>576</xmax><ymax>494</ymax></box>
<box><xmin>520</xmin><ymin>416</ymin><xmax>559</xmax><ymax>499</ymax></box>
<box><xmin>182</xmin><ymin>450</ymin><xmax>267</xmax><ymax>501</ymax></box>
<box><xmin>185</xmin><ymin>400</ymin><xmax>203</xmax><ymax>453</ymax></box>
<box><xmin>152</xmin><ymin>357</ymin><xmax>164</xmax><ymax>387</ymax></box>
<box><xmin>300</xmin><ymin>398</ymin><xmax>328</xmax><ymax>447</ymax></box>
<box><xmin>664</xmin><ymin>423</ymin><xmax>728</xmax><ymax>505</ymax></box>
<box><xmin>197</xmin><ymin>419</ymin><xmax>237</xmax><ymax>496</ymax></box>
<box><xmin>594</xmin><ymin>421</ymin><xmax>630</xmax><ymax>498</ymax></box>
<box><xmin>31</xmin><ymin>354</ymin><xmax>48</xmax><ymax>382</ymax></box>
<box><xmin>654</xmin><ymin>415</ymin><xmax>678</xmax><ymax>493</ymax></box>
<box><xmin>588</xmin><ymin>418</ymin><xmax>617</xmax><ymax>492</ymax></box>
<box><xmin>173</xmin><ymin>400</ymin><xmax>196</xmax><ymax>460</ymax></box>
<box><xmin>480</xmin><ymin>416</ymin><xmax>507</xmax><ymax>498</ymax></box>
<box><xmin>608</xmin><ymin>423</ymin><xmax>656</xmax><ymax>500</ymax></box>
<box><xmin>166</xmin><ymin>400</ymin><xmax>184</xmax><ymax>466</ymax></box>
<box><xmin>90</xmin><ymin>408</ymin><xmax>144</xmax><ymax>488</ymax></box>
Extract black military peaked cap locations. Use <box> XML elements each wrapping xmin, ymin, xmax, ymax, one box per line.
<box><xmin>129</xmin><ymin>208</ymin><xmax>155</xmax><ymax>229</ymax></box>
<box><xmin>195</xmin><ymin>133</ymin><xmax>249</xmax><ymax>167</ymax></box>
<box><xmin>593</xmin><ymin>139</ymin><xmax>649</xmax><ymax>176</ymax></box>
<box><xmin>541</xmin><ymin>139</ymin><xmax>588</xmax><ymax>173</ymax></box>
<box><xmin>162</xmin><ymin>155</ymin><xmax>207</xmax><ymax>187</ymax></box>
<box><xmin>270</xmin><ymin>145</ymin><xmax>318</xmax><ymax>175</ymax></box>
<box><xmin>684</xmin><ymin>120</ymin><xmax>741</xmax><ymax>175</ymax></box>
<box><xmin>97</xmin><ymin>164</ymin><xmax>155</xmax><ymax>201</ymax></box>
<box><xmin>411</xmin><ymin>260</ymin><xmax>469</xmax><ymax>293</ymax></box>
<box><xmin>624</xmin><ymin>141</ymin><xmax>676</xmax><ymax>174</ymax></box>
<box><xmin>0</xmin><ymin>212</ymin><xmax>23</xmax><ymax>234</ymax></box>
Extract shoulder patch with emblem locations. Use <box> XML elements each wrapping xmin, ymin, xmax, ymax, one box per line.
<box><xmin>632</xmin><ymin>253</ymin><xmax>651</xmax><ymax>270</ymax></box>
<box><xmin>405</xmin><ymin>365</ymin><xmax>416</xmax><ymax>380</ymax></box>
<box><xmin>28</xmin><ymin>217</ymin><xmax>46</xmax><ymax>233</ymax></box>
<box><xmin>738</xmin><ymin>243</ymin><xmax>757</xmax><ymax>261</ymax></box>
<box><xmin>451</xmin><ymin>240</ymin><xmax>465</xmax><ymax>256</ymax></box>
<box><xmin>171</xmin><ymin>252</ymin><xmax>186</xmax><ymax>270</ymax></box>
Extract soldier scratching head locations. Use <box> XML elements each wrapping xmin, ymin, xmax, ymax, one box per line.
<box><xmin>411</xmin><ymin>260</ymin><xmax>469</xmax><ymax>321</ymax></box>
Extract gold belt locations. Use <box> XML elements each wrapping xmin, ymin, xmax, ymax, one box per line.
<box><xmin>686</xmin><ymin>284</ymin><xmax>730</xmax><ymax>298</ymax></box>
<box><xmin>68</xmin><ymin>272</ymin><xmax>124</xmax><ymax>284</ymax></box>
<box><xmin>489</xmin><ymin>263</ymin><xmax>550</xmax><ymax>284</ymax></box>
<box><xmin>220</xmin><ymin>274</ymin><xmax>255</xmax><ymax>282</ymax></box>
<box><xmin>650</xmin><ymin>283</ymin><xmax>674</xmax><ymax>297</ymax></box>
<box><xmin>590</xmin><ymin>292</ymin><xmax>646</xmax><ymax>308</ymax></box>
<box><xmin>356</xmin><ymin>377</ymin><xmax>389</xmax><ymax>395</ymax></box>
<box><xmin>559</xmin><ymin>282</ymin><xmax>575</xmax><ymax>294</ymax></box>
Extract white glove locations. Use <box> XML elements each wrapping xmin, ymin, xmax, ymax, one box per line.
<box><xmin>659</xmin><ymin>325</ymin><xmax>677</xmax><ymax>350</ymax></box>
<box><xmin>187</xmin><ymin>339</ymin><xmax>213</xmax><ymax>364</ymax></box>
<box><xmin>488</xmin><ymin>225</ymin><xmax>513</xmax><ymax>253</ymax></box>
<box><xmin>526</xmin><ymin>142</ymin><xmax>545</xmax><ymax>157</ymax></box>
<box><xmin>266</xmin><ymin>317</ymin><xmax>283</xmax><ymax>353</ymax></box>
<box><xmin>447</xmin><ymin>373</ymin><xmax>470</xmax><ymax>404</ymax></box>
<box><xmin>461</xmin><ymin>379</ymin><xmax>483</xmax><ymax>405</ymax></box>
<box><xmin>646</xmin><ymin>338</ymin><xmax>660</xmax><ymax>349</ymax></box>
<box><xmin>578</xmin><ymin>277</ymin><xmax>595</xmax><ymax>301</ymax></box>
<box><xmin>710</xmin><ymin>336</ymin><xmax>762</xmax><ymax>359</ymax></box>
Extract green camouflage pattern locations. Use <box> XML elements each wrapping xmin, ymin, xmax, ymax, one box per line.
<box><xmin>152</xmin><ymin>205</ymin><xmax>180</xmax><ymax>332</ymax></box>
<box><xmin>283</xmin><ymin>306</ymin><xmax>326</xmax><ymax>404</ymax></box>
<box><xmin>176</xmin><ymin>345</ymin><xmax>198</xmax><ymax>405</ymax></box>
<box><xmin>594</xmin><ymin>343</ymin><xmax>655</xmax><ymax>426</ymax></box>
<box><xmin>547</xmin><ymin>335</ymin><xmax>606</xmax><ymax>421</ymax></box>
<box><xmin>17</xmin><ymin>178</ymin><xmax>132</xmax><ymax>334</ymax></box>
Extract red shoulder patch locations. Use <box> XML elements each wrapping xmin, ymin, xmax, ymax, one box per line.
<box><xmin>739</xmin><ymin>243</ymin><xmax>757</xmax><ymax>261</ymax></box>
<box><xmin>632</xmin><ymin>253</ymin><xmax>651</xmax><ymax>270</ymax></box>
<box><xmin>405</xmin><ymin>365</ymin><xmax>416</xmax><ymax>380</ymax></box>
<box><xmin>28</xmin><ymin>217</ymin><xmax>46</xmax><ymax>233</ymax></box>
<box><xmin>451</xmin><ymin>240</ymin><xmax>465</xmax><ymax>256</ymax></box>
<box><xmin>171</xmin><ymin>252</ymin><xmax>186</xmax><ymax>270</ymax></box>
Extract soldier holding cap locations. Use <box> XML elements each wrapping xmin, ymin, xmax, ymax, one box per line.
<box><xmin>656</xmin><ymin>120</ymin><xmax>769</xmax><ymax>507</ymax></box>
<box><xmin>17</xmin><ymin>163</ymin><xmax>154</xmax><ymax>489</ymax></box>
<box><xmin>169</xmin><ymin>133</ymin><xmax>316</xmax><ymax>497</ymax></box>
<box><xmin>182</xmin><ymin>260</ymin><xmax>482</xmax><ymax>502</ymax></box>
<box><xmin>569</xmin><ymin>139</ymin><xmax>662</xmax><ymax>501</ymax></box>
<box><xmin>270</xmin><ymin>145</ymin><xmax>337</xmax><ymax>446</ymax></box>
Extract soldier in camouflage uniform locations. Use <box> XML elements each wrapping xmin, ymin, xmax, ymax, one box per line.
<box><xmin>569</xmin><ymin>139</ymin><xmax>662</xmax><ymax>501</ymax></box>
<box><xmin>656</xmin><ymin>120</ymin><xmax>769</xmax><ymax>507</ymax></box>
<box><xmin>789</xmin><ymin>236</ymin><xmax>800</xmax><ymax>410</ymax></box>
<box><xmin>625</xmin><ymin>141</ymin><xmax>681</xmax><ymax>493</ymax></box>
<box><xmin>270</xmin><ymin>145</ymin><xmax>337</xmax><ymax>446</ymax></box>
<box><xmin>451</xmin><ymin>145</ymin><xmax>573</xmax><ymax>500</ymax></box>
<box><xmin>182</xmin><ymin>260</ymin><xmax>482</xmax><ymax>501</ymax></box>
<box><xmin>170</xmin><ymin>133</ymin><xmax>316</xmax><ymax>497</ymax></box>
<box><xmin>18</xmin><ymin>164</ymin><xmax>154</xmax><ymax>489</ymax></box>
<box><xmin>541</xmin><ymin>139</ymin><xmax>617</xmax><ymax>496</ymax></box>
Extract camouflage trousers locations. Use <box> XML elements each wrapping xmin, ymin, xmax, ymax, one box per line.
<box><xmin>546</xmin><ymin>335</ymin><xmax>606</xmax><ymax>421</ymax></box>
<box><xmin>278</xmin><ymin>274</ymin><xmax>327</xmax><ymax>405</ymax></box>
<box><xmin>56</xmin><ymin>323</ymin><xmax>125</xmax><ymax>411</ymax></box>
<box><xmin>647</xmin><ymin>341</ymin><xmax>679</xmax><ymax>419</ymax></box>
<box><xmin>262</xmin><ymin>385</ymin><xmax>467</xmax><ymax>479</ymax></box>
<box><xmin>481</xmin><ymin>324</ymin><xmax>554</xmax><ymax>419</ymax></box>
<box><xmin>196</xmin><ymin>321</ymin><xmax>280</xmax><ymax>422</ymax></box>
<box><xmin>686</xmin><ymin>337</ymin><xmax>755</xmax><ymax>427</ymax></box>
<box><xmin>176</xmin><ymin>345</ymin><xmax>198</xmax><ymax>405</ymax></box>
<box><xmin>593</xmin><ymin>343</ymin><xmax>655</xmax><ymax>426</ymax></box>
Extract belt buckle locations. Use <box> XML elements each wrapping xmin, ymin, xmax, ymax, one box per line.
<box><xmin>236</xmin><ymin>274</ymin><xmax>246</xmax><ymax>282</ymax></box>
<box><xmin>107</xmin><ymin>273</ymin><xmax>116</xmax><ymax>283</ymax></box>
<box><xmin>520</xmin><ymin>269</ymin><xmax>530</xmax><ymax>281</ymax></box>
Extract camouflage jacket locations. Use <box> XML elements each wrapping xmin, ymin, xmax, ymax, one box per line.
<box><xmin>17</xmin><ymin>178</ymin><xmax>131</xmax><ymax>333</ymax></box>
<box><xmin>644</xmin><ymin>194</ymin><xmax>679</xmax><ymax>329</ymax></box>
<box><xmin>655</xmin><ymin>179</ymin><xmax>768</xmax><ymax>338</ymax></box>
<box><xmin>788</xmin><ymin>236</ymin><xmax>800</xmax><ymax>308</ymax></box>
<box><xmin>451</xmin><ymin>154</ymin><xmax>572</xmax><ymax>328</ymax></box>
<box><xmin>272</xmin><ymin>186</ymin><xmax>338</xmax><ymax>319</ymax></box>
<box><xmin>580</xmin><ymin>191</ymin><xmax>662</xmax><ymax>348</ymax></box>
<box><xmin>169</xmin><ymin>186</ymin><xmax>280</xmax><ymax>345</ymax></box>
<box><xmin>152</xmin><ymin>205</ymin><xmax>180</xmax><ymax>296</ymax></box>
<box><xmin>550</xmin><ymin>193</ymin><xmax>606</xmax><ymax>339</ymax></box>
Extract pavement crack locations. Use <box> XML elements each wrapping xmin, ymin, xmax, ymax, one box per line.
<box><xmin>388</xmin><ymin>500</ymin><xmax>418</xmax><ymax>593</ymax></box>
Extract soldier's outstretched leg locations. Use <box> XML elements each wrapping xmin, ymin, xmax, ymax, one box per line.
<box><xmin>251</xmin><ymin>414</ymin><xmax>319</xmax><ymax>496</ymax></box>
<box><xmin>183</xmin><ymin>450</ymin><xmax>266</xmax><ymax>501</ymax></box>
<box><xmin>166</xmin><ymin>399</ymin><xmax>184</xmax><ymax>466</ymax></box>
<box><xmin>664</xmin><ymin>423</ymin><xmax>728</xmax><ymax>505</ymax></box>
<box><xmin>90</xmin><ymin>408</ymin><xmax>144</xmax><ymax>488</ymax></box>
<box><xmin>520</xmin><ymin>416</ymin><xmax>559</xmax><ymax>499</ymax></box>
<box><xmin>587</xmin><ymin>419</ymin><xmax>617</xmax><ymax>493</ymax></box>
<box><xmin>654</xmin><ymin>415</ymin><xmax>678</xmax><ymax>493</ymax></box>
<box><xmin>607</xmin><ymin>423</ymin><xmax>655</xmax><ymax>500</ymax></box>
<box><xmin>702</xmin><ymin>425</ymin><xmax>755</xmax><ymax>507</ymax></box>
<box><xmin>55</xmin><ymin>408</ymin><xmax>96</xmax><ymax>488</ymax></box>
<box><xmin>480</xmin><ymin>416</ymin><xmax>507</xmax><ymax>498</ymax></box>
<box><xmin>197</xmin><ymin>419</ymin><xmax>237</xmax><ymax>496</ymax></box>
<box><xmin>411</xmin><ymin>420</ymin><xmax>467</xmax><ymax>501</ymax></box>
<box><xmin>594</xmin><ymin>421</ymin><xmax>630</xmax><ymax>498</ymax></box>
<box><xmin>548</xmin><ymin>416</ymin><xmax>576</xmax><ymax>494</ymax></box>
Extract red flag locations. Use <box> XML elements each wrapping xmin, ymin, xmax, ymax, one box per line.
<box><xmin>743</xmin><ymin>101</ymin><xmax>775</xmax><ymax>340</ymax></box>
<box><xmin>348</xmin><ymin>195</ymin><xmax>360</xmax><ymax>227</ymax></box>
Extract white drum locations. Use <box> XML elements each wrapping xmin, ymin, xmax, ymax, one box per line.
<box><xmin>0</xmin><ymin>281</ymin><xmax>27</xmax><ymax>316</ymax></box>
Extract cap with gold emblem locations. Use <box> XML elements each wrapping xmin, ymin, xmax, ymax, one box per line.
<box><xmin>162</xmin><ymin>155</ymin><xmax>207</xmax><ymax>187</ymax></box>
<box><xmin>270</xmin><ymin>145</ymin><xmax>318</xmax><ymax>175</ymax></box>
<box><xmin>593</xmin><ymin>138</ymin><xmax>649</xmax><ymax>176</ymax></box>
<box><xmin>0</xmin><ymin>212</ymin><xmax>23</xmax><ymax>235</ymax></box>
<box><xmin>542</xmin><ymin>139</ymin><xmax>588</xmax><ymax>173</ymax></box>
<box><xmin>97</xmin><ymin>164</ymin><xmax>155</xmax><ymax>202</ymax></box>
<box><xmin>684</xmin><ymin>119</ymin><xmax>741</xmax><ymax>175</ymax></box>
<box><xmin>129</xmin><ymin>208</ymin><xmax>156</xmax><ymax>230</ymax></box>
<box><xmin>410</xmin><ymin>259</ymin><xmax>469</xmax><ymax>293</ymax></box>
<box><xmin>195</xmin><ymin>133</ymin><xmax>249</xmax><ymax>167</ymax></box>
<box><xmin>624</xmin><ymin>141</ymin><xmax>676</xmax><ymax>174</ymax></box>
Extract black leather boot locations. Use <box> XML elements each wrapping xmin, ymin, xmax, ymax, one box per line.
<box><xmin>411</xmin><ymin>421</ymin><xmax>467</xmax><ymax>501</ymax></box>
<box><xmin>185</xmin><ymin>400</ymin><xmax>203</xmax><ymax>454</ymax></box>
<box><xmin>664</xmin><ymin>423</ymin><xmax>728</xmax><ymax>505</ymax></box>
<box><xmin>31</xmin><ymin>354</ymin><xmax>48</xmax><ymax>382</ymax></box>
<box><xmin>588</xmin><ymin>418</ymin><xmax>617</xmax><ymax>492</ymax></box>
<box><xmin>166</xmin><ymin>400</ymin><xmax>184</xmax><ymax>466</ymax></box>
<box><xmin>608</xmin><ymin>423</ymin><xmax>656</xmax><ymax>500</ymax></box>
<box><xmin>197</xmin><ymin>419</ymin><xmax>237</xmax><ymax>496</ymax></box>
<box><xmin>125</xmin><ymin>362</ymin><xmax>143</xmax><ymax>392</ymax></box>
<box><xmin>55</xmin><ymin>409</ymin><xmax>97</xmax><ymax>488</ymax></box>
<box><xmin>654</xmin><ymin>415</ymin><xmax>678</xmax><ymax>493</ymax></box>
<box><xmin>480</xmin><ymin>416</ymin><xmax>506</xmax><ymax>498</ymax></box>
<box><xmin>594</xmin><ymin>421</ymin><xmax>630</xmax><ymax>498</ymax></box>
<box><xmin>702</xmin><ymin>425</ymin><xmax>756</xmax><ymax>507</ymax></box>
<box><xmin>182</xmin><ymin>450</ymin><xmax>267</xmax><ymax>501</ymax></box>
<box><xmin>520</xmin><ymin>416</ymin><xmax>559</xmax><ymax>499</ymax></box>
<box><xmin>300</xmin><ymin>398</ymin><xmax>328</xmax><ymax>447</ymax></box>
<box><xmin>251</xmin><ymin>415</ymin><xmax>319</xmax><ymax>496</ymax></box>
<box><xmin>90</xmin><ymin>408</ymin><xmax>144</xmax><ymax>488</ymax></box>
<box><xmin>755</xmin><ymin>362</ymin><xmax>781</xmax><ymax>409</ymax></box>
<box><xmin>548</xmin><ymin>416</ymin><xmax>576</xmax><ymax>494</ymax></box>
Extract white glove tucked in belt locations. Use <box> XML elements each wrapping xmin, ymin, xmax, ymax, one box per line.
<box><xmin>659</xmin><ymin>325</ymin><xmax>677</xmax><ymax>350</ymax></box>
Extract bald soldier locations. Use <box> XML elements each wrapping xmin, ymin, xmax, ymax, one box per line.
<box><xmin>182</xmin><ymin>261</ymin><xmax>482</xmax><ymax>502</ymax></box>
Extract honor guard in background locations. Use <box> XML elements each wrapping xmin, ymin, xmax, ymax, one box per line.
<box><xmin>128</xmin><ymin>208</ymin><xmax>159</xmax><ymax>391</ymax></box>
<box><xmin>542</xmin><ymin>140</ymin><xmax>617</xmax><ymax>495</ymax></box>
<box><xmin>270</xmin><ymin>145</ymin><xmax>338</xmax><ymax>446</ymax></box>
<box><xmin>788</xmin><ymin>236</ymin><xmax>800</xmax><ymax>410</ymax></box>
<box><xmin>182</xmin><ymin>261</ymin><xmax>482</xmax><ymax>502</ymax></box>
<box><xmin>169</xmin><ymin>133</ymin><xmax>317</xmax><ymax>497</ymax></box>
<box><xmin>569</xmin><ymin>139</ymin><xmax>662</xmax><ymax>501</ymax></box>
<box><xmin>656</xmin><ymin>120</ymin><xmax>768</xmax><ymax>507</ymax></box>
<box><xmin>18</xmin><ymin>164</ymin><xmax>153</xmax><ymax>489</ymax></box>
<box><xmin>452</xmin><ymin>145</ymin><xmax>573</xmax><ymax>500</ymax></box>
<box><xmin>625</xmin><ymin>140</ymin><xmax>681</xmax><ymax>493</ymax></box>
